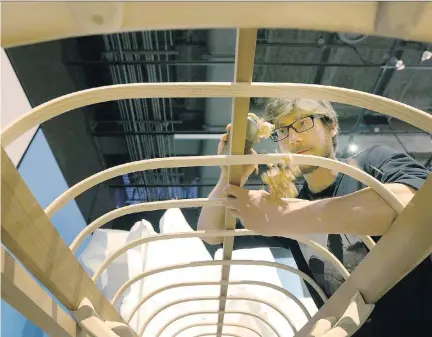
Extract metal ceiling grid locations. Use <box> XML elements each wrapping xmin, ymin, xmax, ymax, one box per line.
<box><xmin>65</xmin><ymin>28</ymin><xmax>432</xmax><ymax>202</ymax></box>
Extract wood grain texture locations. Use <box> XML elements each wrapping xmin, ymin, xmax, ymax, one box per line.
<box><xmin>108</xmin><ymin>260</ymin><xmax>327</xmax><ymax>309</ymax></box>
<box><xmin>72</xmin><ymin>298</ymin><xmax>133</xmax><ymax>337</ymax></box>
<box><xmin>3</xmin><ymin>82</ymin><xmax>431</xmax><ymax>148</ymax></box>
<box><xmin>171</xmin><ymin>322</ymin><xmax>261</xmax><ymax>337</ymax></box>
<box><xmin>1</xmin><ymin>247</ymin><xmax>77</xmax><ymax>337</ymax></box>
<box><xmin>2</xmin><ymin>2</ymin><xmax>431</xmax><ymax>335</ymax></box>
<box><xmin>155</xmin><ymin>310</ymin><xmax>280</xmax><ymax>337</ymax></box>
<box><xmin>218</xmin><ymin>29</ymin><xmax>257</xmax><ymax>315</ymax></box>
<box><xmin>0</xmin><ymin>148</ymin><xmax>136</xmax><ymax>334</ymax></box>
<box><xmin>2</xmin><ymin>2</ymin><xmax>432</xmax><ymax>47</ymax></box>
<box><xmin>69</xmin><ymin>198</ymin><xmax>224</xmax><ymax>253</ymax></box>
<box><xmin>125</xmin><ymin>280</ymin><xmax>311</xmax><ymax>326</ymax></box>
<box><xmin>296</xmin><ymin>174</ymin><xmax>432</xmax><ymax>337</ymax></box>
<box><xmin>139</xmin><ymin>295</ymin><xmax>294</xmax><ymax>336</ymax></box>
<box><xmin>87</xmin><ymin>228</ymin><xmax>348</xmax><ymax>290</ymax></box>
<box><xmin>308</xmin><ymin>317</ymin><xmax>337</xmax><ymax>337</ymax></box>
<box><xmin>375</xmin><ymin>2</ymin><xmax>429</xmax><ymax>39</ymax></box>
<box><xmin>46</xmin><ymin>154</ymin><xmax>404</xmax><ymax>231</ymax></box>
<box><xmin>194</xmin><ymin>333</ymin><xmax>241</xmax><ymax>337</ymax></box>
<box><xmin>321</xmin><ymin>292</ymin><xmax>374</xmax><ymax>337</ymax></box>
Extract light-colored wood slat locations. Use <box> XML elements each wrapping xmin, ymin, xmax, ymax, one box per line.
<box><xmin>126</xmin><ymin>280</ymin><xmax>309</xmax><ymax>326</ymax></box>
<box><xmin>3</xmin><ymin>82</ymin><xmax>432</xmax><ymax>148</ymax></box>
<box><xmin>323</xmin><ymin>292</ymin><xmax>374</xmax><ymax>337</ymax></box>
<box><xmin>71</xmin><ymin>215</ymin><xmax>348</xmax><ymax>283</ymax></box>
<box><xmin>194</xmin><ymin>334</ymin><xmax>240</xmax><ymax>337</ymax></box>
<box><xmin>72</xmin><ymin>298</ymin><xmax>134</xmax><ymax>337</ymax></box>
<box><xmin>109</xmin><ymin>260</ymin><xmax>326</xmax><ymax>314</ymax></box>
<box><xmin>49</xmin><ymin>153</ymin><xmax>404</xmax><ymax>239</ymax></box>
<box><xmin>194</xmin><ymin>332</ymin><xmax>242</xmax><ymax>337</ymax></box>
<box><xmin>69</xmin><ymin>199</ymin><xmax>223</xmax><ymax>253</ymax></box>
<box><xmin>79</xmin><ymin>227</ymin><xmax>347</xmax><ymax>285</ymax></box>
<box><xmin>217</xmin><ymin>28</ymin><xmax>257</xmax><ymax>337</ymax></box>
<box><xmin>1</xmin><ymin>247</ymin><xmax>77</xmax><ymax>337</ymax></box>
<box><xmin>155</xmin><ymin>310</ymin><xmax>280</xmax><ymax>337</ymax></box>
<box><xmin>139</xmin><ymin>295</ymin><xmax>292</xmax><ymax>336</ymax></box>
<box><xmin>308</xmin><ymin>317</ymin><xmax>337</xmax><ymax>337</ymax></box>
<box><xmin>2</xmin><ymin>2</ymin><xmax>432</xmax><ymax>47</ymax></box>
<box><xmin>374</xmin><ymin>2</ymin><xmax>429</xmax><ymax>38</ymax></box>
<box><xmin>0</xmin><ymin>148</ymin><xmax>137</xmax><ymax>335</ymax></box>
<box><xmin>172</xmin><ymin>322</ymin><xmax>262</xmax><ymax>337</ymax></box>
<box><xmin>295</xmin><ymin>173</ymin><xmax>432</xmax><ymax>337</ymax></box>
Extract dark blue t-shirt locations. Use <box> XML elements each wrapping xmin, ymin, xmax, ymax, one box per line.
<box><xmin>224</xmin><ymin>145</ymin><xmax>431</xmax><ymax>337</ymax></box>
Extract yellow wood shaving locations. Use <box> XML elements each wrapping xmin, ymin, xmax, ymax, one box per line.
<box><xmin>246</xmin><ymin>114</ymin><xmax>300</xmax><ymax>199</ymax></box>
<box><xmin>248</xmin><ymin>112</ymin><xmax>275</xmax><ymax>142</ymax></box>
<box><xmin>261</xmin><ymin>155</ymin><xmax>301</xmax><ymax>199</ymax></box>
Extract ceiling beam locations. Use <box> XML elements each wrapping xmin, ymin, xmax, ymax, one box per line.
<box><xmin>313</xmin><ymin>33</ymin><xmax>338</xmax><ymax>84</ymax></box>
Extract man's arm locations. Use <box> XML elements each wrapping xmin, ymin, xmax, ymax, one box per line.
<box><xmin>197</xmin><ymin>123</ymin><xmax>258</xmax><ymax>245</ymax></box>
<box><xmin>278</xmin><ymin>183</ymin><xmax>417</xmax><ymax>236</ymax></box>
<box><xmin>223</xmin><ymin>181</ymin><xmax>425</xmax><ymax>236</ymax></box>
<box><xmin>224</xmin><ymin>145</ymin><xmax>430</xmax><ymax>236</ymax></box>
<box><xmin>197</xmin><ymin>174</ymin><xmax>228</xmax><ymax>244</ymax></box>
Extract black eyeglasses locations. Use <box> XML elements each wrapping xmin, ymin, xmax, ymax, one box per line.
<box><xmin>270</xmin><ymin>115</ymin><xmax>327</xmax><ymax>142</ymax></box>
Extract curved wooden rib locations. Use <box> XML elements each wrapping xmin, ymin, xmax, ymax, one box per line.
<box><xmin>138</xmin><ymin>296</ymin><xmax>296</xmax><ymax>336</ymax></box>
<box><xmin>194</xmin><ymin>334</ymin><xmax>241</xmax><ymax>337</ymax></box>
<box><xmin>60</xmin><ymin>153</ymin><xmax>407</xmax><ymax>252</ymax></box>
<box><xmin>2</xmin><ymin>3</ymin><xmax>432</xmax><ymax>47</ymax></box>
<box><xmin>172</xmin><ymin>322</ymin><xmax>261</xmax><ymax>337</ymax></box>
<box><xmin>126</xmin><ymin>280</ymin><xmax>310</xmax><ymax>325</ymax></box>
<box><xmin>308</xmin><ymin>317</ymin><xmax>337</xmax><ymax>336</ymax></box>
<box><xmin>324</xmin><ymin>292</ymin><xmax>375</xmax><ymax>337</ymax></box>
<box><xmin>79</xmin><ymin>230</ymin><xmax>348</xmax><ymax>283</ymax></box>
<box><xmin>71</xmin><ymin>298</ymin><xmax>122</xmax><ymax>337</ymax></box>
<box><xmin>107</xmin><ymin>260</ymin><xmax>327</xmax><ymax>307</ymax></box>
<box><xmin>93</xmin><ymin>229</ymin><xmax>347</xmax><ymax>288</ymax></box>
<box><xmin>1</xmin><ymin>247</ymin><xmax>77</xmax><ymax>337</ymax></box>
<box><xmin>154</xmin><ymin>310</ymin><xmax>281</xmax><ymax>337</ymax></box>
<box><xmin>69</xmin><ymin>199</ymin><xmax>223</xmax><ymax>253</ymax></box>
<box><xmin>45</xmin><ymin>154</ymin><xmax>404</xmax><ymax>219</ymax></box>
<box><xmin>3</xmin><ymin>83</ymin><xmax>432</xmax><ymax>149</ymax></box>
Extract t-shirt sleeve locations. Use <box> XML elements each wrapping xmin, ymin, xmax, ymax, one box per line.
<box><xmin>365</xmin><ymin>145</ymin><xmax>430</xmax><ymax>190</ymax></box>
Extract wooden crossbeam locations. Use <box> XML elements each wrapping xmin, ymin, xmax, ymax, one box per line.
<box><xmin>2</xmin><ymin>2</ymin><xmax>432</xmax><ymax>47</ymax></box>
<box><xmin>375</xmin><ymin>2</ymin><xmax>429</xmax><ymax>38</ymax></box>
<box><xmin>3</xmin><ymin>83</ymin><xmax>431</xmax><ymax>150</ymax></box>
<box><xmin>0</xmin><ymin>148</ymin><xmax>137</xmax><ymax>336</ymax></box>
<box><xmin>216</xmin><ymin>28</ymin><xmax>257</xmax><ymax>337</ymax></box>
<box><xmin>1</xmin><ymin>247</ymin><xmax>77</xmax><ymax>337</ymax></box>
<box><xmin>295</xmin><ymin>174</ymin><xmax>432</xmax><ymax>337</ymax></box>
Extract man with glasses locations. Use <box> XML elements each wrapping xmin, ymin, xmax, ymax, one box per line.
<box><xmin>198</xmin><ymin>98</ymin><xmax>430</xmax><ymax>336</ymax></box>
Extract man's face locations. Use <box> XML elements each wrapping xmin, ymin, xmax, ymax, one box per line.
<box><xmin>275</xmin><ymin>110</ymin><xmax>336</xmax><ymax>174</ymax></box>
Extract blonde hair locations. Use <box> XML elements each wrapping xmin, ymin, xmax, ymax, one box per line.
<box><xmin>263</xmin><ymin>98</ymin><xmax>339</xmax><ymax>150</ymax></box>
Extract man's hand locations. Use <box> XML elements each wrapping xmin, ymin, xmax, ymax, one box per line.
<box><xmin>222</xmin><ymin>184</ymin><xmax>308</xmax><ymax>235</ymax></box>
<box><xmin>218</xmin><ymin>124</ymin><xmax>258</xmax><ymax>187</ymax></box>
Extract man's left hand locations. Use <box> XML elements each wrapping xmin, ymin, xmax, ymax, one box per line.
<box><xmin>222</xmin><ymin>184</ymin><xmax>307</xmax><ymax>235</ymax></box>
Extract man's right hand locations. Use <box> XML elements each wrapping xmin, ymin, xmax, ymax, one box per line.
<box><xmin>217</xmin><ymin>123</ymin><xmax>258</xmax><ymax>186</ymax></box>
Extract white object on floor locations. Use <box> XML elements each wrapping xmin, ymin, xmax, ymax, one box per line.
<box><xmin>78</xmin><ymin>228</ymin><xmax>130</xmax><ymax>310</ymax></box>
<box><xmin>79</xmin><ymin>209</ymin><xmax>319</xmax><ymax>337</ymax></box>
<box><xmin>122</xmin><ymin>209</ymin><xmax>221</xmax><ymax>337</ymax></box>
<box><xmin>214</xmin><ymin>246</ymin><xmax>318</xmax><ymax>336</ymax></box>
